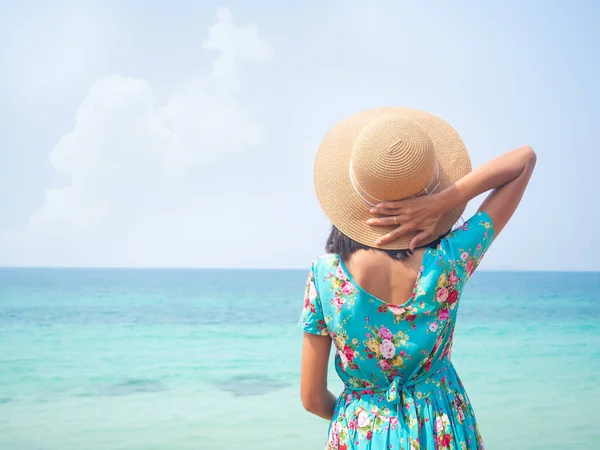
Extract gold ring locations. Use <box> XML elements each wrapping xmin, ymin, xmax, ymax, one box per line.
<box><xmin>393</xmin><ymin>216</ymin><xmax>398</xmax><ymax>225</ymax></box>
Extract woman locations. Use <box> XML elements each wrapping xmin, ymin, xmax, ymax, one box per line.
<box><xmin>298</xmin><ymin>107</ymin><xmax>536</xmax><ymax>449</ymax></box>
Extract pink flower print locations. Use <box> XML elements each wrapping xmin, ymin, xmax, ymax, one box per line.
<box><xmin>436</xmin><ymin>287</ymin><xmax>448</xmax><ymax>302</ymax></box>
<box><xmin>466</xmin><ymin>260</ymin><xmax>475</xmax><ymax>275</ymax></box>
<box><xmin>435</xmin><ymin>416</ymin><xmax>443</xmax><ymax>433</ymax></box>
<box><xmin>340</xmin><ymin>281</ymin><xmax>355</xmax><ymax>295</ymax></box>
<box><xmin>378</xmin><ymin>326</ymin><xmax>393</xmax><ymax>340</ymax></box>
<box><xmin>388</xmin><ymin>305</ymin><xmax>406</xmax><ymax>315</ymax></box>
<box><xmin>343</xmin><ymin>345</ymin><xmax>354</xmax><ymax>361</ymax></box>
<box><xmin>380</xmin><ymin>339</ymin><xmax>396</xmax><ymax>359</ymax></box>
<box><xmin>439</xmin><ymin>308</ymin><xmax>449</xmax><ymax>321</ymax></box>
<box><xmin>338</xmin><ymin>350</ymin><xmax>349</xmax><ymax>369</ymax></box>
<box><xmin>348</xmin><ymin>419</ymin><xmax>357</xmax><ymax>430</ymax></box>
<box><xmin>449</xmin><ymin>271</ymin><xmax>458</xmax><ymax>285</ymax></box>
<box><xmin>400</xmin><ymin>350</ymin><xmax>406</xmax><ymax>357</ymax></box>
<box><xmin>429</xmin><ymin>322</ymin><xmax>439</xmax><ymax>332</ymax></box>
<box><xmin>461</xmin><ymin>251</ymin><xmax>470</xmax><ymax>261</ymax></box>
<box><xmin>332</xmin><ymin>295</ymin><xmax>344</xmax><ymax>311</ymax></box>
<box><xmin>366</xmin><ymin>333</ymin><xmax>372</xmax><ymax>338</ymax></box>
<box><xmin>336</xmin><ymin>264</ymin><xmax>347</xmax><ymax>281</ymax></box>
<box><xmin>357</xmin><ymin>410</ymin><xmax>371</xmax><ymax>428</ymax></box>
<box><xmin>447</xmin><ymin>289</ymin><xmax>458</xmax><ymax>305</ymax></box>
<box><xmin>458</xmin><ymin>408</ymin><xmax>465</xmax><ymax>420</ymax></box>
<box><xmin>380</xmin><ymin>359</ymin><xmax>391</xmax><ymax>371</ymax></box>
<box><xmin>441</xmin><ymin>434</ymin><xmax>451</xmax><ymax>447</ymax></box>
<box><xmin>331</xmin><ymin>422</ymin><xmax>341</xmax><ymax>434</ymax></box>
<box><xmin>330</xmin><ymin>432</ymin><xmax>339</xmax><ymax>447</ymax></box>
<box><xmin>330</xmin><ymin>422</ymin><xmax>341</xmax><ymax>446</ymax></box>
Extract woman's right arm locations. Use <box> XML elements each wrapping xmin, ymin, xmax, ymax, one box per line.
<box><xmin>368</xmin><ymin>145</ymin><xmax>537</xmax><ymax>246</ymax></box>
<box><xmin>438</xmin><ymin>145</ymin><xmax>537</xmax><ymax>238</ymax></box>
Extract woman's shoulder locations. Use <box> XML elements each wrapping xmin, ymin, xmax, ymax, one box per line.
<box><xmin>308</xmin><ymin>253</ymin><xmax>348</xmax><ymax>291</ymax></box>
<box><xmin>432</xmin><ymin>211</ymin><xmax>495</xmax><ymax>278</ymax></box>
<box><xmin>310</xmin><ymin>253</ymin><xmax>341</xmax><ymax>275</ymax></box>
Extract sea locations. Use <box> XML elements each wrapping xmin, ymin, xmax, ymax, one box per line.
<box><xmin>0</xmin><ymin>268</ymin><xmax>599</xmax><ymax>450</ymax></box>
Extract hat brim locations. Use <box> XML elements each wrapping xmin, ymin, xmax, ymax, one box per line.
<box><xmin>314</xmin><ymin>107</ymin><xmax>472</xmax><ymax>250</ymax></box>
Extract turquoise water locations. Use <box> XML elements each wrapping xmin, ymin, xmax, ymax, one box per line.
<box><xmin>1</xmin><ymin>269</ymin><xmax>599</xmax><ymax>450</ymax></box>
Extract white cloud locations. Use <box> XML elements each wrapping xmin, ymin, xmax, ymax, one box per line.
<box><xmin>4</xmin><ymin>7</ymin><xmax>274</xmax><ymax>265</ymax></box>
<box><xmin>204</xmin><ymin>7</ymin><xmax>273</xmax><ymax>80</ymax></box>
<box><xmin>4</xmin><ymin>2</ymin><xmax>596</xmax><ymax>270</ymax></box>
<box><xmin>32</xmin><ymin>7</ymin><xmax>271</xmax><ymax>229</ymax></box>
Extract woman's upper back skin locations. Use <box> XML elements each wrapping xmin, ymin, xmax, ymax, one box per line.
<box><xmin>343</xmin><ymin>248</ymin><xmax>427</xmax><ymax>306</ymax></box>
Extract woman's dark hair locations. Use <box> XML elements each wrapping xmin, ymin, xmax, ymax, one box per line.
<box><xmin>325</xmin><ymin>225</ymin><xmax>450</xmax><ymax>261</ymax></box>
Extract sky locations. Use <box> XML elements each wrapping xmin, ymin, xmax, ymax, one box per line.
<box><xmin>0</xmin><ymin>0</ymin><xmax>599</xmax><ymax>271</ymax></box>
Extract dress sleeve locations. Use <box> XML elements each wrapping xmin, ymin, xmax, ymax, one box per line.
<box><xmin>298</xmin><ymin>261</ymin><xmax>328</xmax><ymax>335</ymax></box>
<box><xmin>445</xmin><ymin>211</ymin><xmax>495</xmax><ymax>278</ymax></box>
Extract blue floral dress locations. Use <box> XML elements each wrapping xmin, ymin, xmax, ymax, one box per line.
<box><xmin>299</xmin><ymin>212</ymin><xmax>495</xmax><ymax>450</ymax></box>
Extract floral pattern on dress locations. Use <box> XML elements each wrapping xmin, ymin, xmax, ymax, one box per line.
<box><xmin>299</xmin><ymin>211</ymin><xmax>495</xmax><ymax>450</ymax></box>
<box><xmin>364</xmin><ymin>325</ymin><xmax>409</xmax><ymax>378</ymax></box>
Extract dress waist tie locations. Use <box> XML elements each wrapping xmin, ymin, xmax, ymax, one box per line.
<box><xmin>347</xmin><ymin>358</ymin><xmax>452</xmax><ymax>447</ymax></box>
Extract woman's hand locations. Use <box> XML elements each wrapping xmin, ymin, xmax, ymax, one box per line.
<box><xmin>367</xmin><ymin>193</ymin><xmax>448</xmax><ymax>250</ymax></box>
<box><xmin>367</xmin><ymin>145</ymin><xmax>537</xmax><ymax>249</ymax></box>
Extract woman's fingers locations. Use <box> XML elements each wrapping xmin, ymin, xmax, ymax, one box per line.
<box><xmin>375</xmin><ymin>223</ymin><xmax>416</xmax><ymax>245</ymax></box>
<box><xmin>409</xmin><ymin>230</ymin><xmax>432</xmax><ymax>252</ymax></box>
<box><xmin>367</xmin><ymin>216</ymin><xmax>404</xmax><ymax>226</ymax></box>
<box><xmin>375</xmin><ymin>200</ymin><xmax>408</xmax><ymax>211</ymax></box>
<box><xmin>368</xmin><ymin>197</ymin><xmax>441</xmax><ymax>247</ymax></box>
<box><xmin>369</xmin><ymin>207</ymin><xmax>402</xmax><ymax>216</ymax></box>
<box><xmin>370</xmin><ymin>200</ymin><xmax>409</xmax><ymax>215</ymax></box>
<box><xmin>376</xmin><ymin>226</ymin><xmax>434</xmax><ymax>248</ymax></box>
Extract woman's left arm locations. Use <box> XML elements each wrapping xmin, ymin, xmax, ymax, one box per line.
<box><xmin>300</xmin><ymin>332</ymin><xmax>336</xmax><ymax>419</ymax></box>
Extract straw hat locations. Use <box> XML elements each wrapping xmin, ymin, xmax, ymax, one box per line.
<box><xmin>314</xmin><ymin>107</ymin><xmax>472</xmax><ymax>250</ymax></box>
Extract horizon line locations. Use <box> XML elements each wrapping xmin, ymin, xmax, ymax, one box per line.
<box><xmin>0</xmin><ymin>266</ymin><xmax>598</xmax><ymax>273</ymax></box>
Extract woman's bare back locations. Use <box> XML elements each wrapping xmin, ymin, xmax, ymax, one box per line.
<box><xmin>343</xmin><ymin>248</ymin><xmax>427</xmax><ymax>306</ymax></box>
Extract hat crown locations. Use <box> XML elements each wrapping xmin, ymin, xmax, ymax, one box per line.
<box><xmin>351</xmin><ymin>115</ymin><xmax>438</xmax><ymax>202</ymax></box>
